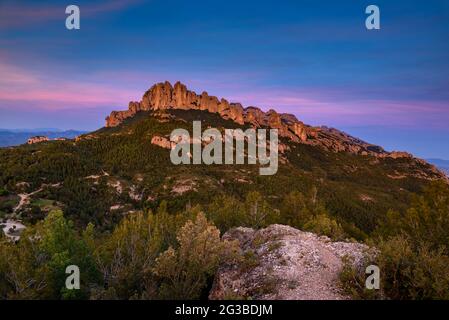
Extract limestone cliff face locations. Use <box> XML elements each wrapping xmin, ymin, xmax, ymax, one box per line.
<box><xmin>106</xmin><ymin>81</ymin><xmax>308</xmax><ymax>142</ymax></box>
<box><xmin>105</xmin><ymin>81</ymin><xmax>439</xmax><ymax>161</ymax></box>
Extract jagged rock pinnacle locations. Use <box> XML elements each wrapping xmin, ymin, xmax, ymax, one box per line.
<box><xmin>105</xmin><ymin>81</ymin><xmax>429</xmax><ymax>160</ymax></box>
<box><xmin>106</xmin><ymin>81</ymin><xmax>308</xmax><ymax>142</ymax></box>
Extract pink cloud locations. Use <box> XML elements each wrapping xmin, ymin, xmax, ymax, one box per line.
<box><xmin>1</xmin><ymin>58</ymin><xmax>448</xmax><ymax>130</ymax></box>
<box><xmin>219</xmin><ymin>87</ymin><xmax>449</xmax><ymax>129</ymax></box>
<box><xmin>0</xmin><ymin>61</ymin><xmax>142</xmax><ymax>108</ymax></box>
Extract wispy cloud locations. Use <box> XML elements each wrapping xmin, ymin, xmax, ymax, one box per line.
<box><xmin>221</xmin><ymin>87</ymin><xmax>449</xmax><ymax>129</ymax></box>
<box><xmin>0</xmin><ymin>0</ymin><xmax>144</xmax><ymax>29</ymax></box>
<box><xmin>0</xmin><ymin>60</ymin><xmax>142</xmax><ymax>108</ymax></box>
<box><xmin>1</xmin><ymin>47</ymin><xmax>448</xmax><ymax>131</ymax></box>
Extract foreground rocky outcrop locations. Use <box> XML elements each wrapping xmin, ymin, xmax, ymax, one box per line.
<box><xmin>209</xmin><ymin>224</ymin><xmax>370</xmax><ymax>300</ymax></box>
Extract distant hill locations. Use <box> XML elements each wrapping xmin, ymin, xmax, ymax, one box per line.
<box><xmin>427</xmin><ymin>159</ymin><xmax>449</xmax><ymax>176</ymax></box>
<box><xmin>0</xmin><ymin>129</ymin><xmax>86</xmax><ymax>147</ymax></box>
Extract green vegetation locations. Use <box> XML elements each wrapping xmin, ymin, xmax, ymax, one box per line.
<box><xmin>0</xmin><ymin>210</ymin><xmax>98</xmax><ymax>299</ymax></box>
<box><xmin>340</xmin><ymin>181</ymin><xmax>449</xmax><ymax>300</ymax></box>
<box><xmin>0</xmin><ymin>208</ymin><xmax>237</xmax><ymax>300</ymax></box>
<box><xmin>0</xmin><ymin>195</ymin><xmax>19</xmax><ymax>215</ymax></box>
<box><xmin>0</xmin><ymin>110</ymin><xmax>447</xmax><ymax>299</ymax></box>
<box><xmin>0</xmin><ymin>188</ymin><xmax>8</xmax><ymax>196</ymax></box>
<box><xmin>0</xmin><ymin>110</ymin><xmax>435</xmax><ymax>236</ymax></box>
<box><xmin>303</xmin><ymin>214</ymin><xmax>345</xmax><ymax>241</ymax></box>
<box><xmin>153</xmin><ymin>213</ymin><xmax>239</xmax><ymax>299</ymax></box>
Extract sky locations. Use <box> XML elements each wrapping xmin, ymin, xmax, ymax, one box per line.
<box><xmin>0</xmin><ymin>0</ymin><xmax>448</xmax><ymax>159</ymax></box>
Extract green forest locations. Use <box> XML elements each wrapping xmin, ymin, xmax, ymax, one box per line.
<box><xmin>1</xmin><ymin>110</ymin><xmax>448</xmax><ymax>299</ymax></box>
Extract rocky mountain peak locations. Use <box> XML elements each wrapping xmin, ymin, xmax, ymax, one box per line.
<box><xmin>105</xmin><ymin>81</ymin><xmax>438</xmax><ymax>161</ymax></box>
<box><xmin>106</xmin><ymin>81</ymin><xmax>302</xmax><ymax>138</ymax></box>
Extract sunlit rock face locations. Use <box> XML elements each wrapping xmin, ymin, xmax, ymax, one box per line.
<box><xmin>106</xmin><ymin>81</ymin><xmax>309</xmax><ymax>142</ymax></box>
<box><xmin>105</xmin><ymin>81</ymin><xmax>438</xmax><ymax>161</ymax></box>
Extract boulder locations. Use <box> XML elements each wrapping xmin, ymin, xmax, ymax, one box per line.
<box><xmin>151</xmin><ymin>135</ymin><xmax>172</xmax><ymax>149</ymax></box>
<box><xmin>209</xmin><ymin>224</ymin><xmax>371</xmax><ymax>300</ymax></box>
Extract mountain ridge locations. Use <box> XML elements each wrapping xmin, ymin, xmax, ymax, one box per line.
<box><xmin>0</xmin><ymin>105</ymin><xmax>446</xmax><ymax>241</ymax></box>
<box><xmin>106</xmin><ymin>81</ymin><xmax>423</xmax><ymax>161</ymax></box>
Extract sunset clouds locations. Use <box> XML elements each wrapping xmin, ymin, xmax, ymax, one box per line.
<box><xmin>0</xmin><ymin>0</ymin><xmax>448</xmax><ymax>157</ymax></box>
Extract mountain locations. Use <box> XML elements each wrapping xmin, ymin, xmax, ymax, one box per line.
<box><xmin>106</xmin><ymin>81</ymin><xmax>402</xmax><ymax>157</ymax></box>
<box><xmin>427</xmin><ymin>159</ymin><xmax>449</xmax><ymax>176</ymax></box>
<box><xmin>1</xmin><ymin>81</ymin><xmax>448</xmax><ymax>300</ymax></box>
<box><xmin>0</xmin><ymin>81</ymin><xmax>445</xmax><ymax>237</ymax></box>
<box><xmin>0</xmin><ymin>129</ymin><xmax>86</xmax><ymax>147</ymax></box>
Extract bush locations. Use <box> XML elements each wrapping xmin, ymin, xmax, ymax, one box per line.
<box><xmin>94</xmin><ymin>210</ymin><xmax>170</xmax><ymax>299</ymax></box>
<box><xmin>206</xmin><ymin>195</ymin><xmax>245</xmax><ymax>233</ymax></box>
<box><xmin>0</xmin><ymin>188</ymin><xmax>8</xmax><ymax>196</ymax></box>
<box><xmin>341</xmin><ymin>181</ymin><xmax>449</xmax><ymax>300</ymax></box>
<box><xmin>377</xmin><ymin>181</ymin><xmax>449</xmax><ymax>252</ymax></box>
<box><xmin>377</xmin><ymin>236</ymin><xmax>449</xmax><ymax>299</ymax></box>
<box><xmin>0</xmin><ymin>210</ymin><xmax>98</xmax><ymax>299</ymax></box>
<box><xmin>207</xmin><ymin>191</ymin><xmax>282</xmax><ymax>232</ymax></box>
<box><xmin>303</xmin><ymin>213</ymin><xmax>345</xmax><ymax>240</ymax></box>
<box><xmin>340</xmin><ymin>235</ymin><xmax>449</xmax><ymax>300</ymax></box>
<box><xmin>243</xmin><ymin>191</ymin><xmax>279</xmax><ymax>229</ymax></box>
<box><xmin>280</xmin><ymin>188</ymin><xmax>327</xmax><ymax>229</ymax></box>
<box><xmin>339</xmin><ymin>255</ymin><xmax>383</xmax><ymax>300</ymax></box>
<box><xmin>153</xmin><ymin>213</ymin><xmax>239</xmax><ymax>299</ymax></box>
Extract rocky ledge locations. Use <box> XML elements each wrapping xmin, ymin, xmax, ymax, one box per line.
<box><xmin>209</xmin><ymin>224</ymin><xmax>371</xmax><ymax>300</ymax></box>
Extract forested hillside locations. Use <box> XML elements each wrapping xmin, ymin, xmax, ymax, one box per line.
<box><xmin>1</xmin><ymin>109</ymin><xmax>448</xmax><ymax>299</ymax></box>
<box><xmin>0</xmin><ymin>109</ymin><xmax>443</xmax><ymax>236</ymax></box>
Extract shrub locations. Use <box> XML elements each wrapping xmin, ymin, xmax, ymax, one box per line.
<box><xmin>377</xmin><ymin>181</ymin><xmax>449</xmax><ymax>252</ymax></box>
<box><xmin>243</xmin><ymin>191</ymin><xmax>279</xmax><ymax>229</ymax></box>
<box><xmin>280</xmin><ymin>188</ymin><xmax>327</xmax><ymax>229</ymax></box>
<box><xmin>339</xmin><ymin>256</ymin><xmax>380</xmax><ymax>300</ymax></box>
<box><xmin>153</xmin><ymin>213</ymin><xmax>239</xmax><ymax>299</ymax></box>
<box><xmin>95</xmin><ymin>211</ymin><xmax>165</xmax><ymax>299</ymax></box>
<box><xmin>377</xmin><ymin>236</ymin><xmax>449</xmax><ymax>299</ymax></box>
<box><xmin>206</xmin><ymin>195</ymin><xmax>245</xmax><ymax>233</ymax></box>
<box><xmin>303</xmin><ymin>213</ymin><xmax>345</xmax><ymax>240</ymax></box>
<box><xmin>0</xmin><ymin>188</ymin><xmax>8</xmax><ymax>196</ymax></box>
<box><xmin>0</xmin><ymin>210</ymin><xmax>98</xmax><ymax>299</ymax></box>
<box><xmin>340</xmin><ymin>235</ymin><xmax>449</xmax><ymax>300</ymax></box>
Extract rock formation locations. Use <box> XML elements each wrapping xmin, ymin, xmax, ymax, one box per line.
<box><xmin>105</xmin><ymin>81</ymin><xmax>443</xmax><ymax>163</ymax></box>
<box><xmin>27</xmin><ymin>136</ymin><xmax>49</xmax><ymax>144</ymax></box>
<box><xmin>209</xmin><ymin>224</ymin><xmax>372</xmax><ymax>300</ymax></box>
<box><xmin>150</xmin><ymin>135</ymin><xmax>172</xmax><ymax>149</ymax></box>
<box><xmin>106</xmin><ymin>81</ymin><xmax>308</xmax><ymax>142</ymax></box>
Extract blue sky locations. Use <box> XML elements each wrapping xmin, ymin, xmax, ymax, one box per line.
<box><xmin>0</xmin><ymin>0</ymin><xmax>448</xmax><ymax>158</ymax></box>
